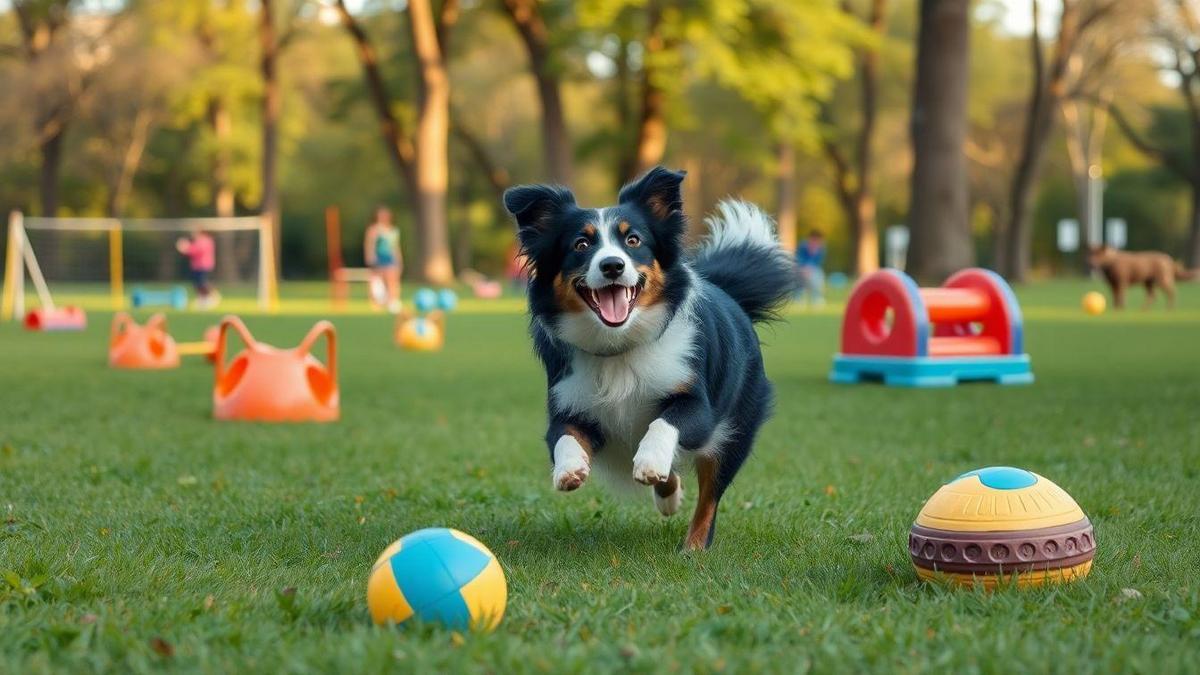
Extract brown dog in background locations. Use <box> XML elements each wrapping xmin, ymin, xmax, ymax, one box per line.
<box><xmin>1087</xmin><ymin>246</ymin><xmax>1197</xmax><ymax>309</ymax></box>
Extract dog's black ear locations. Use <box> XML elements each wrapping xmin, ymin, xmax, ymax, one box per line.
<box><xmin>503</xmin><ymin>184</ymin><xmax>576</xmax><ymax>238</ymax></box>
<box><xmin>618</xmin><ymin>166</ymin><xmax>686</xmax><ymax>223</ymax></box>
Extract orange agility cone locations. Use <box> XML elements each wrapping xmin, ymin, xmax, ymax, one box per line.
<box><xmin>109</xmin><ymin>312</ymin><xmax>180</xmax><ymax>370</ymax></box>
<box><xmin>212</xmin><ymin>316</ymin><xmax>339</xmax><ymax>422</ymax></box>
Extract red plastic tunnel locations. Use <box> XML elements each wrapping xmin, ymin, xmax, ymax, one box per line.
<box><xmin>838</xmin><ymin>268</ymin><xmax>1024</xmax><ymax>358</ymax></box>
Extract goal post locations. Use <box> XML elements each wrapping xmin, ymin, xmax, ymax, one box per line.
<box><xmin>2</xmin><ymin>211</ymin><xmax>279</xmax><ymax>320</ymax></box>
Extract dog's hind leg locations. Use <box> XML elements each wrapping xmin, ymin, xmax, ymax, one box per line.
<box><xmin>684</xmin><ymin>455</ymin><xmax>721</xmax><ymax>551</ymax></box>
<box><xmin>1143</xmin><ymin>280</ymin><xmax>1156</xmax><ymax>310</ymax></box>
<box><xmin>653</xmin><ymin>472</ymin><xmax>683</xmax><ymax>516</ymax></box>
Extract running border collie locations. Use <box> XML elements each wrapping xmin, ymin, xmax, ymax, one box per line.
<box><xmin>503</xmin><ymin>167</ymin><xmax>795</xmax><ymax>550</ymax></box>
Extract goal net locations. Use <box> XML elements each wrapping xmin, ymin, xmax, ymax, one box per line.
<box><xmin>2</xmin><ymin>212</ymin><xmax>278</xmax><ymax>319</ymax></box>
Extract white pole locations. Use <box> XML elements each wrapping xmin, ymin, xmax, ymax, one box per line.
<box><xmin>14</xmin><ymin>212</ymin><xmax>25</xmax><ymax>319</ymax></box>
<box><xmin>1086</xmin><ymin>165</ymin><xmax>1103</xmax><ymax>248</ymax></box>
<box><xmin>21</xmin><ymin>227</ymin><xmax>55</xmax><ymax>310</ymax></box>
<box><xmin>258</xmin><ymin>217</ymin><xmax>268</xmax><ymax>309</ymax></box>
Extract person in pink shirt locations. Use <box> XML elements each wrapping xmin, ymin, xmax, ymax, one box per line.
<box><xmin>175</xmin><ymin>229</ymin><xmax>220</xmax><ymax>308</ymax></box>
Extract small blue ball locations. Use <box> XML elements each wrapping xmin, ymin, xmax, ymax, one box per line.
<box><xmin>414</xmin><ymin>288</ymin><xmax>438</xmax><ymax>313</ymax></box>
<box><xmin>436</xmin><ymin>289</ymin><xmax>458</xmax><ymax>312</ymax></box>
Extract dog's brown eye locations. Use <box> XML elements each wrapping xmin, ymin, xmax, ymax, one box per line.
<box><xmin>573</xmin><ymin>237</ymin><xmax>590</xmax><ymax>252</ymax></box>
<box><xmin>625</xmin><ymin>234</ymin><xmax>641</xmax><ymax>248</ymax></box>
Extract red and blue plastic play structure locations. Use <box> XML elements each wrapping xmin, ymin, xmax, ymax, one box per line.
<box><xmin>830</xmin><ymin>268</ymin><xmax>1033</xmax><ymax>387</ymax></box>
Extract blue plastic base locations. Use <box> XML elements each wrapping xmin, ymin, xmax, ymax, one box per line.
<box><xmin>830</xmin><ymin>354</ymin><xmax>1034</xmax><ymax>387</ymax></box>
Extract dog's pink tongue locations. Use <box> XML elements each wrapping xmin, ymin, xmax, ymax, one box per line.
<box><xmin>597</xmin><ymin>286</ymin><xmax>631</xmax><ymax>324</ymax></box>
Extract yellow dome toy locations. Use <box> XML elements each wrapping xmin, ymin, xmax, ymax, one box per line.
<box><xmin>909</xmin><ymin>467</ymin><xmax>1095</xmax><ymax>588</ymax></box>
<box><xmin>395</xmin><ymin>310</ymin><xmax>445</xmax><ymax>351</ymax></box>
<box><xmin>368</xmin><ymin>528</ymin><xmax>506</xmax><ymax>631</ymax></box>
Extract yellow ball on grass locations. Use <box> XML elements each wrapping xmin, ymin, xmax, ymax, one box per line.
<box><xmin>1082</xmin><ymin>291</ymin><xmax>1106</xmax><ymax>315</ymax></box>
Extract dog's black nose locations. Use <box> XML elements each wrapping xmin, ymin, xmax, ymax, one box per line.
<box><xmin>599</xmin><ymin>257</ymin><xmax>625</xmax><ymax>279</ymax></box>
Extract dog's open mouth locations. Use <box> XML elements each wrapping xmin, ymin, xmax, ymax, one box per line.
<box><xmin>576</xmin><ymin>280</ymin><xmax>641</xmax><ymax>327</ymax></box>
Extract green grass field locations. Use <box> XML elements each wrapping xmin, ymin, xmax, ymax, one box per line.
<box><xmin>2</xmin><ymin>281</ymin><xmax>1198</xmax><ymax>673</ymax></box>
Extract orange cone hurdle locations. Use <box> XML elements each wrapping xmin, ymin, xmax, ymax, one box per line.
<box><xmin>109</xmin><ymin>312</ymin><xmax>180</xmax><ymax>370</ymax></box>
<box><xmin>212</xmin><ymin>316</ymin><xmax>339</xmax><ymax>422</ymax></box>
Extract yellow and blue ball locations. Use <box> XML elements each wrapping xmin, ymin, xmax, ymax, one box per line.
<box><xmin>910</xmin><ymin>466</ymin><xmax>1095</xmax><ymax>589</ymax></box>
<box><xmin>367</xmin><ymin>528</ymin><xmax>506</xmax><ymax>631</ymax></box>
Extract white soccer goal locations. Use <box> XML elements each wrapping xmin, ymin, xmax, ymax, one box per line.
<box><xmin>2</xmin><ymin>211</ymin><xmax>278</xmax><ymax>320</ymax></box>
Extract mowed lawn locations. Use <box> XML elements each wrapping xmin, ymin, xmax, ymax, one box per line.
<box><xmin>1</xmin><ymin>281</ymin><xmax>1198</xmax><ymax>673</ymax></box>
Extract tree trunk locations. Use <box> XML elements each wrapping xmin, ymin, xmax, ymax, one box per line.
<box><xmin>259</xmin><ymin>0</ymin><xmax>282</xmax><ymax>276</ymax></box>
<box><xmin>628</xmin><ymin>5</ymin><xmax>668</xmax><ymax>181</ymax></box>
<box><xmin>1003</xmin><ymin>0</ymin><xmax>1080</xmax><ymax>281</ymax></box>
<box><xmin>775</xmin><ymin>143</ymin><xmax>797</xmax><ymax>252</ymax></box>
<box><xmin>408</xmin><ymin>0</ymin><xmax>454</xmax><ymax>284</ymax></box>
<box><xmin>852</xmin><ymin>0</ymin><xmax>886</xmax><ymax>276</ymax></box>
<box><xmin>853</xmin><ymin>193</ymin><xmax>879</xmax><ymax>276</ymax></box>
<box><xmin>907</xmin><ymin>0</ymin><xmax>972</xmax><ymax>282</ymax></box>
<box><xmin>500</xmin><ymin>0</ymin><xmax>572</xmax><ymax>184</ymax></box>
<box><xmin>632</xmin><ymin>79</ymin><xmax>668</xmax><ymax>178</ymax></box>
<box><xmin>38</xmin><ymin>126</ymin><xmax>65</xmax><ymax>216</ymax></box>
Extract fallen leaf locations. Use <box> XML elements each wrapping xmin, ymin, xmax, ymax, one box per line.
<box><xmin>848</xmin><ymin>532</ymin><xmax>874</xmax><ymax>544</ymax></box>
<box><xmin>824</xmin><ymin>485</ymin><xmax>837</xmax><ymax>496</ymax></box>
<box><xmin>149</xmin><ymin>637</ymin><xmax>174</xmax><ymax>658</ymax></box>
<box><xmin>203</xmin><ymin>594</ymin><xmax>215</xmax><ymax>610</ymax></box>
<box><xmin>449</xmin><ymin>632</ymin><xmax>465</xmax><ymax>647</ymax></box>
<box><xmin>619</xmin><ymin>644</ymin><xmax>639</xmax><ymax>660</ymax></box>
<box><xmin>176</xmin><ymin>475</ymin><xmax>198</xmax><ymax>487</ymax></box>
<box><xmin>99</xmin><ymin>527</ymin><xmax>110</xmax><ymax>537</ymax></box>
<box><xmin>716</xmin><ymin>605</ymin><xmax>733</xmax><ymax>615</ymax></box>
<box><xmin>80</xmin><ymin>614</ymin><xmax>97</xmax><ymax>625</ymax></box>
<box><xmin>1119</xmin><ymin>588</ymin><xmax>1143</xmax><ymax>602</ymax></box>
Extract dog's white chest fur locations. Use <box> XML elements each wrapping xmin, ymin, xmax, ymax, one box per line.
<box><xmin>550</xmin><ymin>312</ymin><xmax>696</xmax><ymax>482</ymax></box>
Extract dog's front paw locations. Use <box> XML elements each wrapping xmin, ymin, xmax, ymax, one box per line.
<box><xmin>632</xmin><ymin>419</ymin><xmax>678</xmax><ymax>486</ymax></box>
<box><xmin>553</xmin><ymin>464</ymin><xmax>589</xmax><ymax>491</ymax></box>
<box><xmin>552</xmin><ymin>435</ymin><xmax>590</xmax><ymax>492</ymax></box>
<box><xmin>632</xmin><ymin>456</ymin><xmax>670</xmax><ymax>485</ymax></box>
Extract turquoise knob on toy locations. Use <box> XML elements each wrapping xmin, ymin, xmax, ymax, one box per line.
<box><xmin>437</xmin><ymin>289</ymin><xmax>458</xmax><ymax>312</ymax></box>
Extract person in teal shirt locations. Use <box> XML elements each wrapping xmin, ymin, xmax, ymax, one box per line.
<box><xmin>796</xmin><ymin>229</ymin><xmax>826</xmax><ymax>307</ymax></box>
<box><xmin>365</xmin><ymin>206</ymin><xmax>402</xmax><ymax>313</ymax></box>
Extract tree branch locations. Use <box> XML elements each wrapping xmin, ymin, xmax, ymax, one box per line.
<box><xmin>450</xmin><ymin>113</ymin><xmax>509</xmax><ymax>207</ymax></box>
<box><xmin>820</xmin><ymin>134</ymin><xmax>856</xmax><ymax>215</ymax></box>
<box><xmin>1103</xmin><ymin>101</ymin><xmax>1195</xmax><ymax>181</ymax></box>
<box><xmin>436</xmin><ymin>0</ymin><xmax>461</xmax><ymax>57</ymax></box>
<box><xmin>333</xmin><ymin>0</ymin><xmax>416</xmax><ymax>185</ymax></box>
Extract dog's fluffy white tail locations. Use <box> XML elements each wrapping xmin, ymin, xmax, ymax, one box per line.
<box><xmin>693</xmin><ymin>199</ymin><xmax>796</xmax><ymax>323</ymax></box>
<box><xmin>702</xmin><ymin>200</ymin><xmax>780</xmax><ymax>253</ymax></box>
